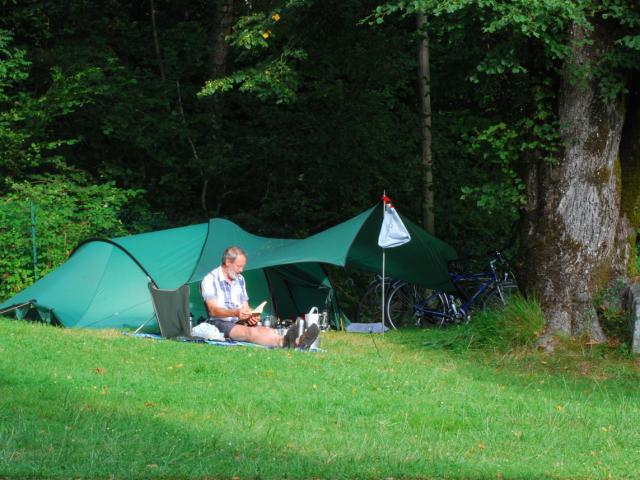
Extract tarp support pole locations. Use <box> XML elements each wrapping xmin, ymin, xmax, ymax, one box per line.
<box><xmin>30</xmin><ymin>200</ymin><xmax>37</xmax><ymax>280</ymax></box>
<box><xmin>134</xmin><ymin>314</ymin><xmax>154</xmax><ymax>334</ymax></box>
<box><xmin>381</xmin><ymin>249</ymin><xmax>385</xmax><ymax>335</ymax></box>
<box><xmin>0</xmin><ymin>300</ymin><xmax>34</xmax><ymax>316</ymax></box>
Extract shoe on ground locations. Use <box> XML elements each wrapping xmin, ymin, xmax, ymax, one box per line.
<box><xmin>283</xmin><ymin>321</ymin><xmax>299</xmax><ymax>349</ymax></box>
<box><xmin>297</xmin><ymin>323</ymin><xmax>319</xmax><ymax>350</ymax></box>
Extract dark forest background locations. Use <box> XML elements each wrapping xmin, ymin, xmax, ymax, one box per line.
<box><xmin>2</xmin><ymin>0</ymin><xmax>639</xmax><ymax>345</ymax></box>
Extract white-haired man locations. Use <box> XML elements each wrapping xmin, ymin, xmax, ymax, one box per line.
<box><xmin>201</xmin><ymin>246</ymin><xmax>318</xmax><ymax>349</ymax></box>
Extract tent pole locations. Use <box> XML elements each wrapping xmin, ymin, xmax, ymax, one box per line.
<box><xmin>0</xmin><ymin>300</ymin><xmax>35</xmax><ymax>316</ymax></box>
<box><xmin>134</xmin><ymin>277</ymin><xmax>158</xmax><ymax>334</ymax></box>
<box><xmin>134</xmin><ymin>314</ymin><xmax>154</xmax><ymax>334</ymax></box>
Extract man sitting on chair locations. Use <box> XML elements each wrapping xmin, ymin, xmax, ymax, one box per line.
<box><xmin>201</xmin><ymin>246</ymin><xmax>318</xmax><ymax>349</ymax></box>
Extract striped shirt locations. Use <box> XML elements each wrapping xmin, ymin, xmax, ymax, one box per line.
<box><xmin>201</xmin><ymin>266</ymin><xmax>248</xmax><ymax>322</ymax></box>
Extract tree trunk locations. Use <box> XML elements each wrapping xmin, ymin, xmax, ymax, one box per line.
<box><xmin>150</xmin><ymin>0</ymin><xmax>167</xmax><ymax>86</ymax></box>
<box><xmin>417</xmin><ymin>13</ymin><xmax>435</xmax><ymax>234</ymax></box>
<box><xmin>209</xmin><ymin>0</ymin><xmax>235</xmax><ymax>81</ymax></box>
<box><xmin>200</xmin><ymin>0</ymin><xmax>235</xmax><ymax>217</ymax></box>
<box><xmin>520</xmin><ymin>20</ymin><xmax>630</xmax><ymax>349</ymax></box>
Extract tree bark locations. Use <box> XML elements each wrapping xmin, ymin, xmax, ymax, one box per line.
<box><xmin>417</xmin><ymin>13</ymin><xmax>435</xmax><ymax>234</ymax></box>
<box><xmin>520</xmin><ymin>20</ymin><xmax>629</xmax><ymax>349</ymax></box>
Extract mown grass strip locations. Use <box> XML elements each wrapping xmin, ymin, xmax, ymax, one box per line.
<box><xmin>1</xmin><ymin>316</ymin><xmax>639</xmax><ymax>479</ymax></box>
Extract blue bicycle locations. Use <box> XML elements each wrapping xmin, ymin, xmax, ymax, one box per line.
<box><xmin>384</xmin><ymin>252</ymin><xmax>518</xmax><ymax>329</ymax></box>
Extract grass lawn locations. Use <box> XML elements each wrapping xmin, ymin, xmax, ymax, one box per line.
<box><xmin>1</xmin><ymin>314</ymin><xmax>639</xmax><ymax>479</ymax></box>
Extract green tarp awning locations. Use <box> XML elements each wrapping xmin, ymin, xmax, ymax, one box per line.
<box><xmin>0</xmin><ymin>204</ymin><xmax>457</xmax><ymax>331</ymax></box>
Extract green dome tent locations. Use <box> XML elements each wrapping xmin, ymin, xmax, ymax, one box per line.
<box><xmin>0</xmin><ymin>205</ymin><xmax>457</xmax><ymax>331</ymax></box>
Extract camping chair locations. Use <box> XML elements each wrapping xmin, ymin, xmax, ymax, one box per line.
<box><xmin>147</xmin><ymin>283</ymin><xmax>195</xmax><ymax>339</ymax></box>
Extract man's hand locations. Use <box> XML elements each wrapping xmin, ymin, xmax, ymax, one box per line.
<box><xmin>238</xmin><ymin>306</ymin><xmax>252</xmax><ymax>321</ymax></box>
<box><xmin>237</xmin><ymin>306</ymin><xmax>261</xmax><ymax>326</ymax></box>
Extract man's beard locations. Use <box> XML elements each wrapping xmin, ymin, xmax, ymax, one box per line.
<box><xmin>227</xmin><ymin>268</ymin><xmax>237</xmax><ymax>280</ymax></box>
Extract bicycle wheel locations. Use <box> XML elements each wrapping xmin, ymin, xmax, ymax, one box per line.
<box><xmin>355</xmin><ymin>279</ymin><xmax>388</xmax><ymax>324</ymax></box>
<box><xmin>480</xmin><ymin>282</ymin><xmax>519</xmax><ymax>310</ymax></box>
<box><xmin>385</xmin><ymin>282</ymin><xmax>449</xmax><ymax>329</ymax></box>
<box><xmin>495</xmin><ymin>255</ymin><xmax>519</xmax><ymax>290</ymax></box>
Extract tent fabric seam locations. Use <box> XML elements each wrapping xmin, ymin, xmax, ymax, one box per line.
<box><xmin>343</xmin><ymin>205</ymin><xmax>377</xmax><ymax>264</ymax></box>
<box><xmin>185</xmin><ymin>220</ymin><xmax>211</xmax><ymax>284</ymax></box>
<box><xmin>70</xmin><ymin>237</ymin><xmax>159</xmax><ymax>287</ymax></box>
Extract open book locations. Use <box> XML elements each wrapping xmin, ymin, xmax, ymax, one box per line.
<box><xmin>251</xmin><ymin>301</ymin><xmax>268</xmax><ymax>315</ymax></box>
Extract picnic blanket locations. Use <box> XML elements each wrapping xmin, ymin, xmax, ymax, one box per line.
<box><xmin>128</xmin><ymin>332</ymin><xmax>269</xmax><ymax>348</ymax></box>
<box><xmin>127</xmin><ymin>332</ymin><xmax>324</xmax><ymax>351</ymax></box>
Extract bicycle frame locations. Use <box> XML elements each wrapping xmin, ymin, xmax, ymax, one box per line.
<box><xmin>412</xmin><ymin>258</ymin><xmax>504</xmax><ymax>324</ymax></box>
<box><xmin>374</xmin><ymin>251</ymin><xmax>518</xmax><ymax>328</ymax></box>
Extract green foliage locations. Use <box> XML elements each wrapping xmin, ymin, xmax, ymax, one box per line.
<box><xmin>368</xmin><ymin>0</ymin><xmax>639</xmax><ymax>259</ymax></box>
<box><xmin>199</xmin><ymin>48</ymin><xmax>306</xmax><ymax>104</ymax></box>
<box><xmin>1</xmin><ymin>0</ymin><xmax>538</xmax><ymax>250</ymax></box>
<box><xmin>470</xmin><ymin>45</ymin><xmax>528</xmax><ymax>82</ymax></box>
<box><xmin>0</xmin><ymin>28</ymin><xmax>117</xmax><ymax>186</ymax></box>
<box><xmin>459</xmin><ymin>79</ymin><xmax>561</xmax><ymax>221</ymax></box>
<box><xmin>0</xmin><ymin>29</ymin><xmax>69</xmax><ymax>179</ymax></box>
<box><xmin>519</xmin><ymin>81</ymin><xmax>563</xmax><ymax>164</ymax></box>
<box><xmin>370</xmin><ymin>0</ymin><xmax>582</xmax><ymax>62</ymax></box>
<box><xmin>460</xmin><ymin>123</ymin><xmax>525</xmax><ymax>217</ymax></box>
<box><xmin>0</xmin><ymin>29</ymin><xmax>29</xmax><ymax>96</ymax></box>
<box><xmin>199</xmin><ymin>5</ymin><xmax>307</xmax><ymax>104</ymax></box>
<box><xmin>584</xmin><ymin>1</ymin><xmax>640</xmax><ymax>101</ymax></box>
<box><xmin>227</xmin><ymin>11</ymin><xmax>282</xmax><ymax>51</ymax></box>
<box><xmin>203</xmin><ymin>0</ymin><xmax>425</xmax><ymax>236</ymax></box>
<box><xmin>473</xmin><ymin>0</ymin><xmax>583</xmax><ymax>62</ymax></box>
<box><xmin>0</xmin><ymin>173</ymin><xmax>142</xmax><ymax>301</ymax></box>
<box><xmin>365</xmin><ymin>0</ymin><xmax>573</xmax><ymax>254</ymax></box>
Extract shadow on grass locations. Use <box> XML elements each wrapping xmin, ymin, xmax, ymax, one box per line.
<box><xmin>0</xmin><ymin>323</ymin><xmax>568</xmax><ymax>480</ymax></box>
<box><xmin>0</xmin><ymin>350</ymin><xmax>542</xmax><ymax>480</ymax></box>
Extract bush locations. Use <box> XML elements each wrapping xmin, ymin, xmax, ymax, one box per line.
<box><xmin>0</xmin><ymin>173</ymin><xmax>144</xmax><ymax>301</ymax></box>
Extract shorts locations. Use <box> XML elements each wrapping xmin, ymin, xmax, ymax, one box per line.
<box><xmin>208</xmin><ymin>318</ymin><xmax>240</xmax><ymax>338</ymax></box>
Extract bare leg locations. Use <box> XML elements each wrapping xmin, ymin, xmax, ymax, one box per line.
<box><xmin>228</xmin><ymin>324</ymin><xmax>284</xmax><ymax>348</ymax></box>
